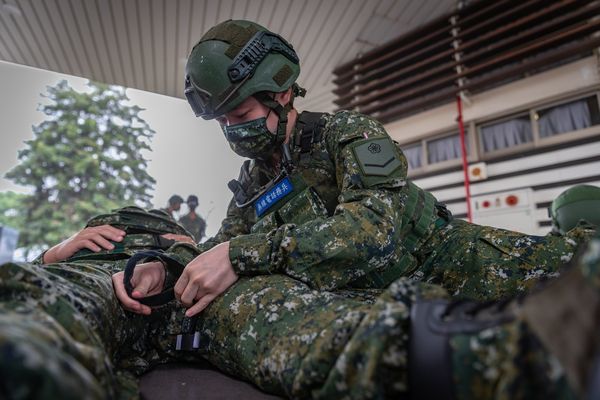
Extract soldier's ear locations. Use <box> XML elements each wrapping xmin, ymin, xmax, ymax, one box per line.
<box><xmin>274</xmin><ymin>88</ymin><xmax>293</xmax><ymax>107</ymax></box>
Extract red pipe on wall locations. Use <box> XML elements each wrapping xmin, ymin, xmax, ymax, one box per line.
<box><xmin>456</xmin><ymin>94</ymin><xmax>473</xmax><ymax>222</ymax></box>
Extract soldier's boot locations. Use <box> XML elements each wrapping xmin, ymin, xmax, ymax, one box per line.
<box><xmin>409</xmin><ymin>233</ymin><xmax>600</xmax><ymax>400</ymax></box>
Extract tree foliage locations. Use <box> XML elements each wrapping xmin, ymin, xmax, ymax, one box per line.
<box><xmin>0</xmin><ymin>191</ymin><xmax>27</xmax><ymax>231</ymax></box>
<box><xmin>5</xmin><ymin>80</ymin><xmax>156</xmax><ymax>256</ymax></box>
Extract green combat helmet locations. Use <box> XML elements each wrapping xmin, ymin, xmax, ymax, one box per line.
<box><xmin>549</xmin><ymin>184</ymin><xmax>600</xmax><ymax>234</ymax></box>
<box><xmin>184</xmin><ymin>19</ymin><xmax>305</xmax><ymax>135</ymax></box>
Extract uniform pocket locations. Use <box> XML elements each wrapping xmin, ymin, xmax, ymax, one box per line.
<box><xmin>277</xmin><ymin>187</ymin><xmax>329</xmax><ymax>225</ymax></box>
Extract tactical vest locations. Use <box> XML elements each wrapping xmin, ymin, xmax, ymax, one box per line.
<box><xmin>399</xmin><ymin>181</ymin><xmax>451</xmax><ymax>255</ymax></box>
<box><xmin>67</xmin><ymin>206</ymin><xmax>193</xmax><ymax>261</ymax></box>
<box><xmin>228</xmin><ymin>112</ymin><xmax>451</xmax><ymax>286</ymax></box>
<box><xmin>227</xmin><ymin>112</ymin><xmax>329</xmax><ymax>233</ymax></box>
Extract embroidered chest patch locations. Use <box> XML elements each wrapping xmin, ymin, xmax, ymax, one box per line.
<box><xmin>255</xmin><ymin>176</ymin><xmax>294</xmax><ymax>217</ymax></box>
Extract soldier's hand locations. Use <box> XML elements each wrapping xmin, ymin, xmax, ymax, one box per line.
<box><xmin>112</xmin><ymin>261</ymin><xmax>165</xmax><ymax>315</ymax></box>
<box><xmin>43</xmin><ymin>225</ymin><xmax>125</xmax><ymax>263</ymax></box>
<box><xmin>174</xmin><ymin>241</ymin><xmax>238</xmax><ymax>317</ymax></box>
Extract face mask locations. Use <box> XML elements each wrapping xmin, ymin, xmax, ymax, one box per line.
<box><xmin>222</xmin><ymin>117</ymin><xmax>278</xmax><ymax>160</ymax></box>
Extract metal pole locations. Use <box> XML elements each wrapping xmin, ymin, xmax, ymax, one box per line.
<box><xmin>451</xmin><ymin>1</ymin><xmax>472</xmax><ymax>222</ymax></box>
<box><xmin>456</xmin><ymin>94</ymin><xmax>472</xmax><ymax>222</ymax></box>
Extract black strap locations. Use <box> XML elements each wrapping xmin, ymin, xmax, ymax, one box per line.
<box><xmin>295</xmin><ymin>112</ymin><xmax>325</xmax><ymax>158</ymax></box>
<box><xmin>588</xmin><ymin>354</ymin><xmax>600</xmax><ymax>400</ymax></box>
<box><xmin>123</xmin><ymin>250</ymin><xmax>185</xmax><ymax>307</ymax></box>
<box><xmin>228</xmin><ymin>179</ymin><xmax>248</xmax><ymax>206</ymax></box>
<box><xmin>409</xmin><ymin>299</ymin><xmax>455</xmax><ymax>400</ymax></box>
<box><xmin>409</xmin><ymin>298</ymin><xmax>515</xmax><ymax>400</ymax></box>
<box><xmin>124</xmin><ymin>250</ymin><xmax>206</xmax><ymax>352</ymax></box>
<box><xmin>254</xmin><ymin>92</ymin><xmax>292</xmax><ymax>141</ymax></box>
<box><xmin>228</xmin><ymin>160</ymin><xmax>254</xmax><ymax>207</ymax></box>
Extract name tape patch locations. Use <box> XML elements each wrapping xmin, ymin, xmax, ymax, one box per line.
<box><xmin>255</xmin><ymin>176</ymin><xmax>294</xmax><ymax>217</ymax></box>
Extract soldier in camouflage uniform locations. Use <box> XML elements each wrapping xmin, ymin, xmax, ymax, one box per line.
<box><xmin>178</xmin><ymin>195</ymin><xmax>207</xmax><ymax>242</ymax></box>
<box><xmin>160</xmin><ymin>194</ymin><xmax>184</xmax><ymax>220</ymax></box>
<box><xmin>0</xmin><ymin>207</ymin><xmax>200</xmax><ymax>399</ymax></box>
<box><xmin>119</xmin><ymin>19</ymin><xmax>597</xmax><ymax>397</ymax></box>
<box><xmin>2</xmin><ymin>18</ymin><xmax>599</xmax><ymax>400</ymax></box>
<box><xmin>170</xmin><ymin>19</ymin><xmax>595</xmax><ymax>307</ymax></box>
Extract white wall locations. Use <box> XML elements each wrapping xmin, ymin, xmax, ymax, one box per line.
<box><xmin>385</xmin><ymin>56</ymin><xmax>600</xmax><ymax>143</ymax></box>
<box><xmin>384</xmin><ymin>56</ymin><xmax>600</xmax><ymax>235</ymax></box>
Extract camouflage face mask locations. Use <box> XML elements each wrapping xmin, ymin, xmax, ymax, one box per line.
<box><xmin>222</xmin><ymin>117</ymin><xmax>278</xmax><ymax>160</ymax></box>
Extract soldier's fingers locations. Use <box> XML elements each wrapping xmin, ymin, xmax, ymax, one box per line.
<box><xmin>185</xmin><ymin>294</ymin><xmax>216</xmax><ymax>317</ymax></box>
<box><xmin>132</xmin><ymin>275</ymin><xmax>153</xmax><ymax>298</ymax></box>
<box><xmin>92</xmin><ymin>224</ymin><xmax>125</xmax><ymax>233</ymax></box>
<box><xmin>82</xmin><ymin>240</ymin><xmax>101</xmax><ymax>253</ymax></box>
<box><xmin>90</xmin><ymin>235</ymin><xmax>115</xmax><ymax>251</ymax></box>
<box><xmin>180</xmin><ymin>281</ymin><xmax>203</xmax><ymax>307</ymax></box>
<box><xmin>96</xmin><ymin>225</ymin><xmax>126</xmax><ymax>241</ymax></box>
<box><xmin>137</xmin><ymin>304</ymin><xmax>152</xmax><ymax>315</ymax></box>
<box><xmin>112</xmin><ymin>273</ymin><xmax>145</xmax><ymax>314</ymax></box>
<box><xmin>174</xmin><ymin>272</ymin><xmax>190</xmax><ymax>301</ymax></box>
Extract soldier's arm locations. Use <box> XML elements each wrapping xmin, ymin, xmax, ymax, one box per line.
<box><xmin>228</xmin><ymin>111</ymin><xmax>408</xmax><ymax>290</ymax></box>
<box><xmin>34</xmin><ymin>225</ymin><xmax>126</xmax><ymax>264</ymax></box>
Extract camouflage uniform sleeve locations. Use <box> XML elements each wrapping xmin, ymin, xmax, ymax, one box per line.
<box><xmin>31</xmin><ymin>251</ymin><xmax>47</xmax><ymax>265</ymax></box>
<box><xmin>229</xmin><ymin>111</ymin><xmax>408</xmax><ymax>290</ymax></box>
<box><xmin>164</xmin><ymin>242</ymin><xmax>203</xmax><ymax>266</ymax></box>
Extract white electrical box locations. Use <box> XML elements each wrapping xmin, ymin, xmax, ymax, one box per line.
<box><xmin>471</xmin><ymin>188</ymin><xmax>537</xmax><ymax>234</ymax></box>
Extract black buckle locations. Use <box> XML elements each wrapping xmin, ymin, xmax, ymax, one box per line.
<box><xmin>175</xmin><ymin>315</ymin><xmax>201</xmax><ymax>351</ymax></box>
<box><xmin>435</xmin><ymin>202</ymin><xmax>452</xmax><ymax>221</ymax></box>
<box><xmin>228</xmin><ymin>179</ymin><xmax>249</xmax><ymax>206</ymax></box>
<box><xmin>175</xmin><ymin>331</ymin><xmax>201</xmax><ymax>351</ymax></box>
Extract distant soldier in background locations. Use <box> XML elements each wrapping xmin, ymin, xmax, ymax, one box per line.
<box><xmin>161</xmin><ymin>194</ymin><xmax>184</xmax><ymax>220</ymax></box>
<box><xmin>179</xmin><ymin>195</ymin><xmax>207</xmax><ymax>242</ymax></box>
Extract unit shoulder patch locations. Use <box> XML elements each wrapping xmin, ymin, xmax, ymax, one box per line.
<box><xmin>351</xmin><ymin>137</ymin><xmax>403</xmax><ymax>177</ymax></box>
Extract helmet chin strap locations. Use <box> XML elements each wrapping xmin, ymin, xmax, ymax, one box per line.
<box><xmin>253</xmin><ymin>92</ymin><xmax>296</xmax><ymax>172</ymax></box>
<box><xmin>254</xmin><ymin>92</ymin><xmax>292</xmax><ymax>146</ymax></box>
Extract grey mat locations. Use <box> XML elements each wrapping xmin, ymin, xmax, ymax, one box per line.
<box><xmin>139</xmin><ymin>362</ymin><xmax>283</xmax><ymax>400</ymax></box>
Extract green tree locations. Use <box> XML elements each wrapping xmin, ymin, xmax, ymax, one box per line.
<box><xmin>0</xmin><ymin>191</ymin><xmax>27</xmax><ymax>231</ymax></box>
<box><xmin>5</xmin><ymin>80</ymin><xmax>156</xmax><ymax>257</ymax></box>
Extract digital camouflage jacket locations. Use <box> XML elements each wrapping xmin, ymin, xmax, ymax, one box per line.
<box><xmin>199</xmin><ymin>110</ymin><xmax>446</xmax><ymax>291</ymax></box>
<box><xmin>194</xmin><ymin>110</ymin><xmax>588</xmax><ymax>301</ymax></box>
